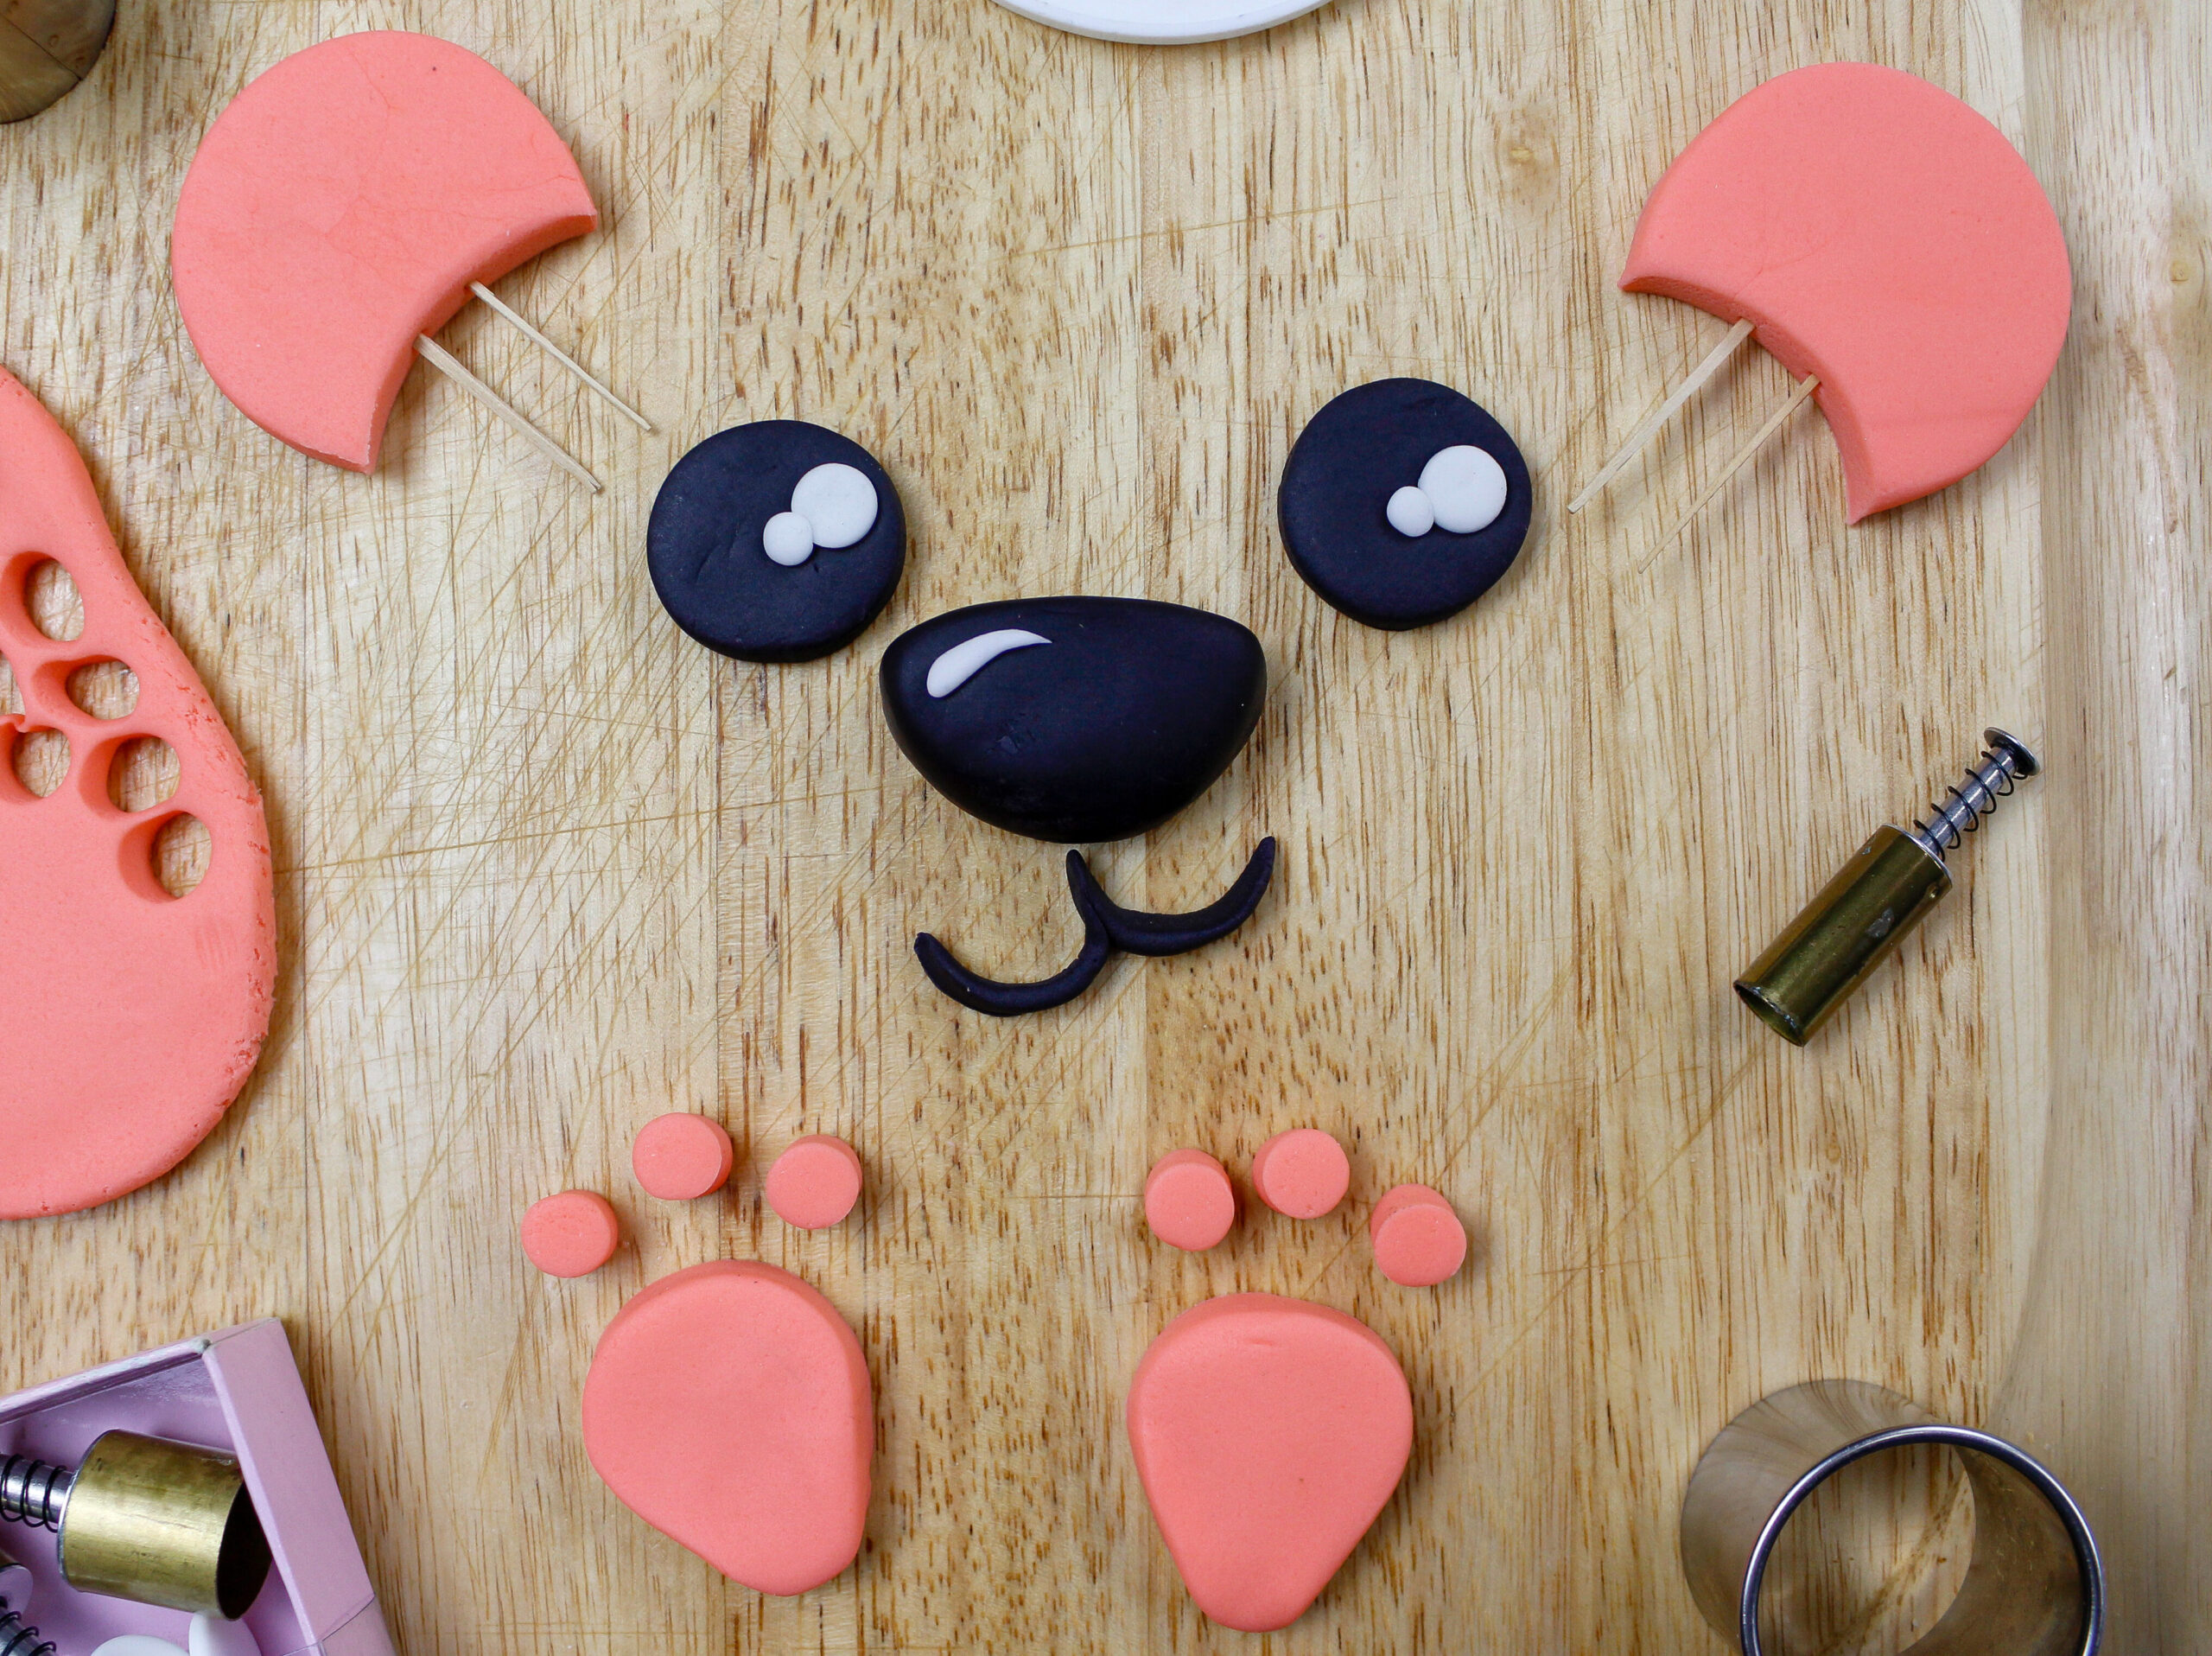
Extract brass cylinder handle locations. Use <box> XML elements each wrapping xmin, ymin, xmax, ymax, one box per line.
<box><xmin>1735</xmin><ymin>729</ymin><xmax>2041</xmax><ymax>1045</ymax></box>
<box><xmin>1</xmin><ymin>1432</ymin><xmax>271</xmax><ymax>1620</ymax></box>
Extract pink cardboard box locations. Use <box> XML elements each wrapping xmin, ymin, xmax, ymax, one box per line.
<box><xmin>0</xmin><ymin>1320</ymin><xmax>393</xmax><ymax>1656</ymax></box>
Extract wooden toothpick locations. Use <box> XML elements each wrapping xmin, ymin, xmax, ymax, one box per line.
<box><xmin>1567</xmin><ymin>318</ymin><xmax>1756</xmax><ymax>513</ymax></box>
<box><xmin>412</xmin><ymin>335</ymin><xmax>603</xmax><ymax>494</ymax></box>
<box><xmin>1645</xmin><ymin>373</ymin><xmax>1820</xmax><ymax>560</ymax></box>
<box><xmin>469</xmin><ymin>282</ymin><xmax>654</xmax><ymax>433</ymax></box>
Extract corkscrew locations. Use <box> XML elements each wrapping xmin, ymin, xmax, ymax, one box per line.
<box><xmin>0</xmin><ymin>1432</ymin><xmax>270</xmax><ymax>1619</ymax></box>
<box><xmin>1735</xmin><ymin>729</ymin><xmax>2043</xmax><ymax>1044</ymax></box>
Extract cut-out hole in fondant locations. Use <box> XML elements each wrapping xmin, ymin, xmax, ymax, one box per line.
<box><xmin>67</xmin><ymin>659</ymin><xmax>140</xmax><ymax>720</ymax></box>
<box><xmin>108</xmin><ymin>736</ymin><xmax>181</xmax><ymax>813</ymax></box>
<box><xmin>0</xmin><ymin>656</ymin><xmax>18</xmax><ymax>717</ymax></box>
<box><xmin>11</xmin><ymin>728</ymin><xmax>69</xmax><ymax>797</ymax></box>
<box><xmin>153</xmin><ymin>813</ymin><xmax>211</xmax><ymax>899</ymax></box>
<box><xmin>25</xmin><ymin>560</ymin><xmax>85</xmax><ymax>642</ymax></box>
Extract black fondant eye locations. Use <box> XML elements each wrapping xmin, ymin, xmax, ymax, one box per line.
<box><xmin>1277</xmin><ymin>378</ymin><xmax>1533</xmax><ymax>631</ymax></box>
<box><xmin>647</xmin><ymin>421</ymin><xmax>906</xmax><ymax>663</ymax></box>
<box><xmin>879</xmin><ymin>596</ymin><xmax>1268</xmax><ymax>844</ymax></box>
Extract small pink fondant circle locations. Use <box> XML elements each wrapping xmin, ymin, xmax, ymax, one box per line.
<box><xmin>632</xmin><ymin>1112</ymin><xmax>736</xmax><ymax>1201</ymax></box>
<box><xmin>1369</xmin><ymin>1185</ymin><xmax>1466</xmax><ymax>1287</ymax></box>
<box><xmin>1250</xmin><ymin>1129</ymin><xmax>1351</xmax><ymax>1219</ymax></box>
<box><xmin>1145</xmin><ymin>1150</ymin><xmax>1236</xmax><ymax>1252</ymax></box>
<box><xmin>521</xmin><ymin>1190</ymin><xmax>620</xmax><ymax>1278</ymax></box>
<box><xmin>765</xmin><ymin>1135</ymin><xmax>863</xmax><ymax>1230</ymax></box>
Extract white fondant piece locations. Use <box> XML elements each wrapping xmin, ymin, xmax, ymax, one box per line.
<box><xmin>1385</xmin><ymin>485</ymin><xmax>1434</xmax><ymax>538</ymax></box>
<box><xmin>1417</xmin><ymin>445</ymin><xmax>1509</xmax><ymax>534</ymax></box>
<box><xmin>763</xmin><ymin>512</ymin><xmax>817</xmax><ymax>567</ymax></box>
<box><xmin>925</xmin><ymin>629</ymin><xmax>1052</xmax><ymax>698</ymax></box>
<box><xmin>189</xmin><ymin>1615</ymin><xmax>263</xmax><ymax>1656</ymax></box>
<box><xmin>92</xmin><ymin>1640</ymin><xmax>188</xmax><ymax>1656</ymax></box>
<box><xmin>789</xmin><ymin>463</ymin><xmax>879</xmax><ymax>551</ymax></box>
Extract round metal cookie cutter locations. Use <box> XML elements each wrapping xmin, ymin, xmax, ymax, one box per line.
<box><xmin>1680</xmin><ymin>1380</ymin><xmax>2104</xmax><ymax>1656</ymax></box>
<box><xmin>988</xmin><ymin>0</ymin><xmax>1331</xmax><ymax>45</ymax></box>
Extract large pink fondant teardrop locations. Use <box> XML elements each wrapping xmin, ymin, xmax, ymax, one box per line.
<box><xmin>1127</xmin><ymin>1293</ymin><xmax>1413</xmax><ymax>1632</ymax></box>
<box><xmin>583</xmin><ymin>1261</ymin><xmax>874</xmax><ymax>1596</ymax></box>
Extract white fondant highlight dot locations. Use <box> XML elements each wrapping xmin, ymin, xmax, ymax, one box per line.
<box><xmin>1386</xmin><ymin>485</ymin><xmax>1434</xmax><ymax>538</ymax></box>
<box><xmin>1418</xmin><ymin>445</ymin><xmax>1508</xmax><ymax>534</ymax></box>
<box><xmin>926</xmin><ymin>629</ymin><xmax>1052</xmax><ymax>698</ymax></box>
<box><xmin>790</xmin><ymin>463</ymin><xmax>879</xmax><ymax>550</ymax></box>
<box><xmin>763</xmin><ymin>512</ymin><xmax>816</xmax><ymax>566</ymax></box>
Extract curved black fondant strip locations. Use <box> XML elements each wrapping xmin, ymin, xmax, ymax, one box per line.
<box><xmin>1066</xmin><ymin>838</ymin><xmax>1277</xmax><ymax>958</ymax></box>
<box><xmin>912</xmin><ymin>888</ymin><xmax>1112</xmax><ymax>1016</ymax></box>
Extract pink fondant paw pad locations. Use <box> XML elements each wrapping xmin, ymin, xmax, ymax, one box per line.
<box><xmin>583</xmin><ymin>1260</ymin><xmax>873</xmax><ymax>1595</ymax></box>
<box><xmin>521</xmin><ymin>1189</ymin><xmax>620</xmax><ymax>1278</ymax></box>
<box><xmin>1129</xmin><ymin>1130</ymin><xmax>1470</xmax><ymax>1629</ymax></box>
<box><xmin>1370</xmin><ymin>1183</ymin><xmax>1467</xmax><ymax>1287</ymax></box>
<box><xmin>766</xmin><ymin>1134</ymin><xmax>863</xmax><ymax>1229</ymax></box>
<box><xmin>0</xmin><ymin>367</ymin><xmax>276</xmax><ymax>1220</ymax></box>
<box><xmin>1144</xmin><ymin>1149</ymin><xmax>1237</xmax><ymax>1251</ymax></box>
<box><xmin>632</xmin><ymin>1112</ymin><xmax>735</xmax><ymax>1201</ymax></box>
<box><xmin>1250</xmin><ymin>1128</ymin><xmax>1350</xmax><ymax>1219</ymax></box>
<box><xmin>1128</xmin><ymin>1295</ymin><xmax>1414</xmax><ymax>1633</ymax></box>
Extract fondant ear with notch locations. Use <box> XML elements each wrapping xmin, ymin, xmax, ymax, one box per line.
<box><xmin>1620</xmin><ymin>61</ymin><xmax>2071</xmax><ymax>520</ymax></box>
<box><xmin>171</xmin><ymin>31</ymin><xmax>600</xmax><ymax>471</ymax></box>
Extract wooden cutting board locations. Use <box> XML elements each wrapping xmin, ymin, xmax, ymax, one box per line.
<box><xmin>2</xmin><ymin>0</ymin><xmax>2203</xmax><ymax>1649</ymax></box>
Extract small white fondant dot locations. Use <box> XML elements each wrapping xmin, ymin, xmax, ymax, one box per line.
<box><xmin>790</xmin><ymin>463</ymin><xmax>880</xmax><ymax>550</ymax></box>
<box><xmin>763</xmin><ymin>512</ymin><xmax>816</xmax><ymax>566</ymax></box>
<box><xmin>1386</xmin><ymin>485</ymin><xmax>1434</xmax><ymax>538</ymax></box>
<box><xmin>1418</xmin><ymin>445</ymin><xmax>1508</xmax><ymax>534</ymax></box>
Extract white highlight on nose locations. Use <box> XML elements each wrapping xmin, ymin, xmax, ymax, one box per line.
<box><xmin>925</xmin><ymin>629</ymin><xmax>1052</xmax><ymax>698</ymax></box>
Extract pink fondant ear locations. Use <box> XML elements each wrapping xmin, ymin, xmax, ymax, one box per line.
<box><xmin>171</xmin><ymin>31</ymin><xmax>599</xmax><ymax>472</ymax></box>
<box><xmin>582</xmin><ymin>1261</ymin><xmax>874</xmax><ymax>1596</ymax></box>
<box><xmin>1127</xmin><ymin>1293</ymin><xmax>1413</xmax><ymax>1632</ymax></box>
<box><xmin>1621</xmin><ymin>62</ymin><xmax>2070</xmax><ymax>520</ymax></box>
<box><xmin>0</xmin><ymin>366</ymin><xmax>276</xmax><ymax>1220</ymax></box>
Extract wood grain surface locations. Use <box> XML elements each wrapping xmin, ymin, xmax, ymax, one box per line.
<box><xmin>2</xmin><ymin>0</ymin><xmax>2204</xmax><ymax>1650</ymax></box>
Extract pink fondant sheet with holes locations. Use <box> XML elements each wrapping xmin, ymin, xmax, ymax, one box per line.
<box><xmin>0</xmin><ymin>366</ymin><xmax>276</xmax><ymax>1220</ymax></box>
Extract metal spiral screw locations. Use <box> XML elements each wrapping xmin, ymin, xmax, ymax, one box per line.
<box><xmin>0</xmin><ymin>1548</ymin><xmax>55</xmax><ymax>1656</ymax></box>
<box><xmin>0</xmin><ymin>1459</ymin><xmax>68</xmax><ymax>1532</ymax></box>
<box><xmin>1737</xmin><ymin>727</ymin><xmax>2044</xmax><ymax>1045</ymax></box>
<box><xmin>1907</xmin><ymin>729</ymin><xmax>2040</xmax><ymax>859</ymax></box>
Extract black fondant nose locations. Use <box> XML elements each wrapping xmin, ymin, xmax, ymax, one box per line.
<box><xmin>880</xmin><ymin>596</ymin><xmax>1267</xmax><ymax>844</ymax></box>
